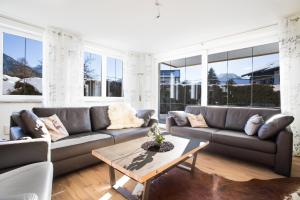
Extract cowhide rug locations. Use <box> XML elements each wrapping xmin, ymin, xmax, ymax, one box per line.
<box><xmin>147</xmin><ymin>167</ymin><xmax>300</xmax><ymax>200</ymax></box>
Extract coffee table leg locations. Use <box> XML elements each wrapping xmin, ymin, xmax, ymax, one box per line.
<box><xmin>141</xmin><ymin>179</ymin><xmax>151</xmax><ymax>200</ymax></box>
<box><xmin>109</xmin><ymin>166</ymin><xmax>116</xmax><ymax>187</ymax></box>
<box><xmin>191</xmin><ymin>152</ymin><xmax>198</xmax><ymax>173</ymax></box>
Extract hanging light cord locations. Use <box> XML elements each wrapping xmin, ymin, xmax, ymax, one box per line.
<box><xmin>155</xmin><ymin>0</ymin><xmax>161</xmax><ymax>19</ymax></box>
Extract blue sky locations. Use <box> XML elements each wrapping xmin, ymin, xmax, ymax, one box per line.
<box><xmin>209</xmin><ymin>54</ymin><xmax>279</xmax><ymax>78</ymax></box>
<box><xmin>84</xmin><ymin>53</ymin><xmax>123</xmax><ymax>80</ymax></box>
<box><xmin>107</xmin><ymin>57</ymin><xmax>123</xmax><ymax>79</ymax></box>
<box><xmin>3</xmin><ymin>32</ymin><xmax>42</xmax><ymax>68</ymax></box>
<box><xmin>84</xmin><ymin>52</ymin><xmax>102</xmax><ymax>80</ymax></box>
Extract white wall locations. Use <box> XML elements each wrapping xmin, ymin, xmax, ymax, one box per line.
<box><xmin>124</xmin><ymin>52</ymin><xmax>156</xmax><ymax>110</ymax></box>
<box><xmin>279</xmin><ymin>14</ymin><xmax>300</xmax><ymax>155</ymax></box>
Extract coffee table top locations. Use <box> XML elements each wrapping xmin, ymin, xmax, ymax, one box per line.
<box><xmin>92</xmin><ymin>135</ymin><xmax>209</xmax><ymax>183</ymax></box>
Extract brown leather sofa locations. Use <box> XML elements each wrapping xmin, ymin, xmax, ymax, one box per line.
<box><xmin>166</xmin><ymin>106</ymin><xmax>293</xmax><ymax>177</ymax></box>
<box><xmin>10</xmin><ymin>106</ymin><xmax>157</xmax><ymax>177</ymax></box>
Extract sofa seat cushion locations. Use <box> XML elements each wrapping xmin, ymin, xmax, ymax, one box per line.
<box><xmin>0</xmin><ymin>162</ymin><xmax>53</xmax><ymax>200</ymax></box>
<box><xmin>170</xmin><ymin>126</ymin><xmax>218</xmax><ymax>141</ymax></box>
<box><xmin>99</xmin><ymin>127</ymin><xmax>150</xmax><ymax>144</ymax></box>
<box><xmin>212</xmin><ymin>130</ymin><xmax>276</xmax><ymax>154</ymax></box>
<box><xmin>51</xmin><ymin>132</ymin><xmax>113</xmax><ymax>161</ymax></box>
<box><xmin>33</xmin><ymin>107</ymin><xmax>92</xmax><ymax>135</ymax></box>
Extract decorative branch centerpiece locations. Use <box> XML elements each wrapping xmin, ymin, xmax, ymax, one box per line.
<box><xmin>141</xmin><ymin>124</ymin><xmax>174</xmax><ymax>152</ymax></box>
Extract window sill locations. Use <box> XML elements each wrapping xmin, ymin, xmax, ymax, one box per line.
<box><xmin>83</xmin><ymin>96</ymin><xmax>124</xmax><ymax>102</ymax></box>
<box><xmin>0</xmin><ymin>95</ymin><xmax>43</xmax><ymax>103</ymax></box>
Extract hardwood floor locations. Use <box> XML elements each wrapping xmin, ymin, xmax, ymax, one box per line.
<box><xmin>52</xmin><ymin>152</ymin><xmax>300</xmax><ymax>200</ymax></box>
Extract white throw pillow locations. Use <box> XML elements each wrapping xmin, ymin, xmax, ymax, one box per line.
<box><xmin>107</xmin><ymin>103</ymin><xmax>144</xmax><ymax>130</ymax></box>
<box><xmin>244</xmin><ymin>114</ymin><xmax>264</xmax><ymax>136</ymax></box>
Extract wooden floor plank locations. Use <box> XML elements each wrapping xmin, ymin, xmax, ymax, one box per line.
<box><xmin>53</xmin><ymin>152</ymin><xmax>300</xmax><ymax>200</ymax></box>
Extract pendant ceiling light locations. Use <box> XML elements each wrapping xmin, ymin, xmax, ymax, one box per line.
<box><xmin>155</xmin><ymin>0</ymin><xmax>161</xmax><ymax>19</ymax></box>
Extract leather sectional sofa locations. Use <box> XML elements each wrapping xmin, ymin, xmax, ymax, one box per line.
<box><xmin>10</xmin><ymin>106</ymin><xmax>157</xmax><ymax>177</ymax></box>
<box><xmin>167</xmin><ymin>106</ymin><xmax>293</xmax><ymax>176</ymax></box>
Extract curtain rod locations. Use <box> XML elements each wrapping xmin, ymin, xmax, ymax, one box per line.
<box><xmin>200</xmin><ymin>23</ymin><xmax>278</xmax><ymax>45</ymax></box>
<box><xmin>0</xmin><ymin>14</ymin><xmax>44</xmax><ymax>30</ymax></box>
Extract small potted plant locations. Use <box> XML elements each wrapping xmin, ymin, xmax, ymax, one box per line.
<box><xmin>147</xmin><ymin>123</ymin><xmax>165</xmax><ymax>146</ymax></box>
<box><xmin>142</xmin><ymin>123</ymin><xmax>174</xmax><ymax>152</ymax></box>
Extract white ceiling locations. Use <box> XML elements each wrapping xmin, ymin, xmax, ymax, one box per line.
<box><xmin>0</xmin><ymin>0</ymin><xmax>299</xmax><ymax>53</ymax></box>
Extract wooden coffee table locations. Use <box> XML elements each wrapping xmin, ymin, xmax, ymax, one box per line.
<box><xmin>92</xmin><ymin>134</ymin><xmax>209</xmax><ymax>200</ymax></box>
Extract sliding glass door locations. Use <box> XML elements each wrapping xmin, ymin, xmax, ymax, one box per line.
<box><xmin>159</xmin><ymin>55</ymin><xmax>202</xmax><ymax>123</ymax></box>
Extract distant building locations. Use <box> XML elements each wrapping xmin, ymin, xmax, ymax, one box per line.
<box><xmin>241</xmin><ymin>66</ymin><xmax>280</xmax><ymax>85</ymax></box>
<box><xmin>160</xmin><ymin>70</ymin><xmax>180</xmax><ymax>84</ymax></box>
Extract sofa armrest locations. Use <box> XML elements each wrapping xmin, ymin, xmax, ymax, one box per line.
<box><xmin>10</xmin><ymin>126</ymin><xmax>30</xmax><ymax>141</ymax></box>
<box><xmin>0</xmin><ymin>138</ymin><xmax>50</xmax><ymax>172</ymax></box>
<box><xmin>166</xmin><ymin>116</ymin><xmax>176</xmax><ymax>132</ymax></box>
<box><xmin>148</xmin><ymin>118</ymin><xmax>158</xmax><ymax>127</ymax></box>
<box><xmin>274</xmin><ymin>128</ymin><xmax>293</xmax><ymax>176</ymax></box>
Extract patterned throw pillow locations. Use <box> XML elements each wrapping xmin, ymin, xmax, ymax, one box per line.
<box><xmin>244</xmin><ymin>114</ymin><xmax>264</xmax><ymax>136</ymax></box>
<box><xmin>40</xmin><ymin>114</ymin><xmax>69</xmax><ymax>142</ymax></box>
<box><xmin>187</xmin><ymin>113</ymin><xmax>208</xmax><ymax>128</ymax></box>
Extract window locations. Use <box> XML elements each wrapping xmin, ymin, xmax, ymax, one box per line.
<box><xmin>207</xmin><ymin>42</ymin><xmax>280</xmax><ymax>108</ymax></box>
<box><xmin>83</xmin><ymin>52</ymin><xmax>102</xmax><ymax>96</ymax></box>
<box><xmin>107</xmin><ymin>57</ymin><xmax>123</xmax><ymax>97</ymax></box>
<box><xmin>3</xmin><ymin>32</ymin><xmax>43</xmax><ymax>95</ymax></box>
<box><xmin>159</xmin><ymin>55</ymin><xmax>202</xmax><ymax>123</ymax></box>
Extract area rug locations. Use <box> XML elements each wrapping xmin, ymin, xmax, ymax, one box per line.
<box><xmin>147</xmin><ymin>167</ymin><xmax>300</xmax><ymax>200</ymax></box>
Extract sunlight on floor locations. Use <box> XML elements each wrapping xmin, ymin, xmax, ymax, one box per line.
<box><xmin>99</xmin><ymin>192</ymin><xmax>112</xmax><ymax>200</ymax></box>
<box><xmin>114</xmin><ymin>175</ymin><xmax>130</xmax><ymax>188</ymax></box>
<box><xmin>98</xmin><ymin>175</ymin><xmax>130</xmax><ymax>200</ymax></box>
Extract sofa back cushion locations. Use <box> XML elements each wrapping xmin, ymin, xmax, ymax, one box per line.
<box><xmin>90</xmin><ymin>106</ymin><xmax>111</xmax><ymax>131</ymax></box>
<box><xmin>32</xmin><ymin>107</ymin><xmax>92</xmax><ymax>135</ymax></box>
<box><xmin>204</xmin><ymin>107</ymin><xmax>228</xmax><ymax>129</ymax></box>
<box><xmin>185</xmin><ymin>106</ymin><xmax>206</xmax><ymax>116</ymax></box>
<box><xmin>185</xmin><ymin>106</ymin><xmax>228</xmax><ymax>129</ymax></box>
<box><xmin>225</xmin><ymin>107</ymin><xmax>280</xmax><ymax>131</ymax></box>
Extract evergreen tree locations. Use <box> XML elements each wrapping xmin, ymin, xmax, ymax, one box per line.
<box><xmin>227</xmin><ymin>78</ymin><xmax>236</xmax><ymax>85</ymax></box>
<box><xmin>208</xmin><ymin>68</ymin><xmax>220</xmax><ymax>84</ymax></box>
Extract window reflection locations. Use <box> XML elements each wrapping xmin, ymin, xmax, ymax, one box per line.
<box><xmin>159</xmin><ymin>55</ymin><xmax>202</xmax><ymax>123</ymax></box>
<box><xmin>207</xmin><ymin>42</ymin><xmax>280</xmax><ymax>108</ymax></box>
<box><xmin>84</xmin><ymin>52</ymin><xmax>102</xmax><ymax>96</ymax></box>
<box><xmin>107</xmin><ymin>57</ymin><xmax>123</xmax><ymax>97</ymax></box>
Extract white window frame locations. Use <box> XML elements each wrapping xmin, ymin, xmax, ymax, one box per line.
<box><xmin>0</xmin><ymin>26</ymin><xmax>44</xmax><ymax>102</ymax></box>
<box><xmin>83</xmin><ymin>44</ymin><xmax>126</xmax><ymax>102</ymax></box>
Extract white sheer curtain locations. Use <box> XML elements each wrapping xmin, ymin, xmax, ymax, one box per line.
<box><xmin>43</xmin><ymin>27</ymin><xmax>84</xmax><ymax>107</ymax></box>
<box><xmin>279</xmin><ymin>14</ymin><xmax>300</xmax><ymax>156</ymax></box>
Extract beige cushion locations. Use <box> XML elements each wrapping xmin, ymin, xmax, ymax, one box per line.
<box><xmin>187</xmin><ymin>113</ymin><xmax>208</xmax><ymax>128</ymax></box>
<box><xmin>107</xmin><ymin>103</ymin><xmax>144</xmax><ymax>130</ymax></box>
<box><xmin>41</xmin><ymin>114</ymin><xmax>69</xmax><ymax>142</ymax></box>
